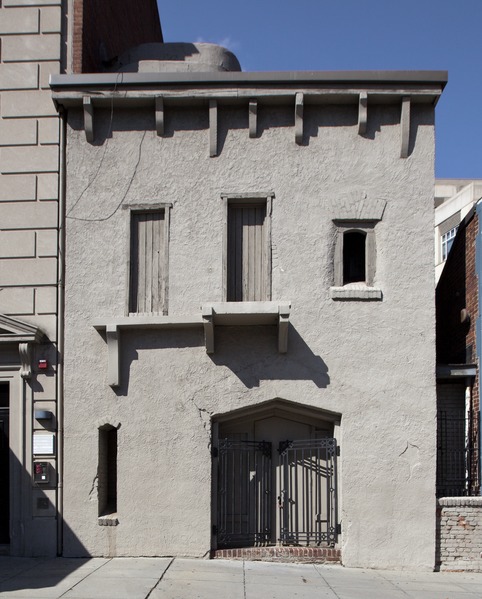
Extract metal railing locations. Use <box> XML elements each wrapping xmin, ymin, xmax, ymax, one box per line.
<box><xmin>437</xmin><ymin>410</ymin><xmax>480</xmax><ymax>497</ymax></box>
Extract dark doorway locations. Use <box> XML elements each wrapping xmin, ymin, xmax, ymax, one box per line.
<box><xmin>216</xmin><ymin>435</ymin><xmax>338</xmax><ymax>548</ymax></box>
<box><xmin>0</xmin><ymin>383</ymin><xmax>10</xmax><ymax>544</ymax></box>
<box><xmin>214</xmin><ymin>407</ymin><xmax>339</xmax><ymax>549</ymax></box>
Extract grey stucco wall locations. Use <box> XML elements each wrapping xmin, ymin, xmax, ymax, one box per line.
<box><xmin>62</xmin><ymin>100</ymin><xmax>436</xmax><ymax>568</ymax></box>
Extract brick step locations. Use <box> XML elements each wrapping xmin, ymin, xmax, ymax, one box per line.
<box><xmin>211</xmin><ymin>546</ymin><xmax>341</xmax><ymax>563</ymax></box>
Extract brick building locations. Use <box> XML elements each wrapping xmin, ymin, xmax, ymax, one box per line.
<box><xmin>435</xmin><ymin>180</ymin><xmax>482</xmax><ymax>282</ymax></box>
<box><xmin>0</xmin><ymin>0</ymin><xmax>162</xmax><ymax>557</ymax></box>
<box><xmin>436</xmin><ymin>203</ymin><xmax>480</xmax><ymax>497</ymax></box>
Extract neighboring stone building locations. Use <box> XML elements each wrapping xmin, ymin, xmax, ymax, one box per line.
<box><xmin>0</xmin><ymin>0</ymin><xmax>162</xmax><ymax>557</ymax></box>
<box><xmin>51</xmin><ymin>49</ymin><xmax>446</xmax><ymax>568</ymax></box>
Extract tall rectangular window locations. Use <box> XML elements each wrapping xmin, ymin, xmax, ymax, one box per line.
<box><xmin>129</xmin><ymin>210</ymin><xmax>168</xmax><ymax>314</ymax></box>
<box><xmin>226</xmin><ymin>200</ymin><xmax>271</xmax><ymax>301</ymax></box>
<box><xmin>98</xmin><ymin>426</ymin><xmax>117</xmax><ymax>517</ymax></box>
<box><xmin>441</xmin><ymin>227</ymin><xmax>457</xmax><ymax>262</ymax></box>
<box><xmin>439</xmin><ymin>211</ymin><xmax>460</xmax><ymax>264</ymax></box>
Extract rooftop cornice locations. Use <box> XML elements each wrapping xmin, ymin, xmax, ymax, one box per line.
<box><xmin>51</xmin><ymin>70</ymin><xmax>447</xmax><ymax>158</ymax></box>
<box><xmin>51</xmin><ymin>69</ymin><xmax>448</xmax><ymax>89</ymax></box>
<box><xmin>50</xmin><ymin>70</ymin><xmax>447</xmax><ymax>116</ymax></box>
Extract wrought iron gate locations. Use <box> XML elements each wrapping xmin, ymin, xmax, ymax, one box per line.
<box><xmin>216</xmin><ymin>436</ymin><xmax>338</xmax><ymax>548</ymax></box>
<box><xmin>278</xmin><ymin>438</ymin><xmax>338</xmax><ymax>546</ymax></box>
<box><xmin>217</xmin><ymin>438</ymin><xmax>272</xmax><ymax>547</ymax></box>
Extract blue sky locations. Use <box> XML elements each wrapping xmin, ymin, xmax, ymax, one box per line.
<box><xmin>158</xmin><ymin>0</ymin><xmax>481</xmax><ymax>179</ymax></box>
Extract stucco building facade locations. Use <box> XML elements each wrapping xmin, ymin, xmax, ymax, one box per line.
<box><xmin>0</xmin><ymin>0</ymin><xmax>162</xmax><ymax>557</ymax></box>
<box><xmin>51</xmin><ymin>47</ymin><xmax>446</xmax><ymax>568</ymax></box>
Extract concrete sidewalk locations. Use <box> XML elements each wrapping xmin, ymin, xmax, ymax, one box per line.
<box><xmin>0</xmin><ymin>557</ymin><xmax>481</xmax><ymax>599</ymax></box>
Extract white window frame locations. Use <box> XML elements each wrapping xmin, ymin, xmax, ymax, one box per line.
<box><xmin>441</xmin><ymin>226</ymin><xmax>457</xmax><ymax>262</ymax></box>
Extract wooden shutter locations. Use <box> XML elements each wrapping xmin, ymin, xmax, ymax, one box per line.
<box><xmin>129</xmin><ymin>211</ymin><xmax>166</xmax><ymax>314</ymax></box>
<box><xmin>227</xmin><ymin>202</ymin><xmax>268</xmax><ymax>301</ymax></box>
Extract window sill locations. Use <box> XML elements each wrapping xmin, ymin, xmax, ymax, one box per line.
<box><xmin>98</xmin><ymin>513</ymin><xmax>119</xmax><ymax>526</ymax></box>
<box><xmin>330</xmin><ymin>285</ymin><xmax>382</xmax><ymax>301</ymax></box>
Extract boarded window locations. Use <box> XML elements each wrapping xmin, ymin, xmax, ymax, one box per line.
<box><xmin>129</xmin><ymin>211</ymin><xmax>167</xmax><ymax>314</ymax></box>
<box><xmin>227</xmin><ymin>202</ymin><xmax>270</xmax><ymax>301</ymax></box>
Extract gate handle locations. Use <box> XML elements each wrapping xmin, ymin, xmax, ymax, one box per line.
<box><xmin>278</xmin><ymin>495</ymin><xmax>283</xmax><ymax>509</ymax></box>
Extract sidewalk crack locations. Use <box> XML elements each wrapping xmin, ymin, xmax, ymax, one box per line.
<box><xmin>145</xmin><ymin>557</ymin><xmax>174</xmax><ymax>599</ymax></box>
<box><xmin>372</xmin><ymin>569</ymin><xmax>411</xmax><ymax>596</ymax></box>
<box><xmin>58</xmin><ymin>557</ymin><xmax>113</xmax><ymax>597</ymax></box>
<box><xmin>243</xmin><ymin>559</ymin><xmax>247</xmax><ymax>599</ymax></box>
<box><xmin>313</xmin><ymin>564</ymin><xmax>342</xmax><ymax>599</ymax></box>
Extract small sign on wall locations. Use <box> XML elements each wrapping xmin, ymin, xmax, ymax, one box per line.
<box><xmin>33</xmin><ymin>432</ymin><xmax>55</xmax><ymax>455</ymax></box>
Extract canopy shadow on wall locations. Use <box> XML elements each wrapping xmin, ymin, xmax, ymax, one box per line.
<box><xmin>209</xmin><ymin>324</ymin><xmax>330</xmax><ymax>389</ymax></box>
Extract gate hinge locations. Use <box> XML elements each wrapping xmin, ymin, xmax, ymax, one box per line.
<box><xmin>212</xmin><ymin>525</ymin><xmax>217</xmax><ymax>536</ymax></box>
<box><xmin>336</xmin><ymin>523</ymin><xmax>341</xmax><ymax>535</ymax></box>
<box><xmin>336</xmin><ymin>445</ymin><xmax>340</xmax><ymax>457</ymax></box>
<box><xmin>211</xmin><ymin>446</ymin><xmax>218</xmax><ymax>458</ymax></box>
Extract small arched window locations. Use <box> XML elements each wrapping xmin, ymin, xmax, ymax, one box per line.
<box><xmin>343</xmin><ymin>230</ymin><xmax>366</xmax><ymax>284</ymax></box>
<box><xmin>332</xmin><ymin>219</ymin><xmax>380</xmax><ymax>299</ymax></box>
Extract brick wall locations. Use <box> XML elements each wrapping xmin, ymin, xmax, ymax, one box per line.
<box><xmin>436</xmin><ymin>211</ymin><xmax>479</xmax><ymax>494</ymax></box>
<box><xmin>466</xmin><ymin>214</ymin><xmax>479</xmax><ymax>419</ymax></box>
<box><xmin>437</xmin><ymin>498</ymin><xmax>482</xmax><ymax>571</ymax></box>
<box><xmin>436</xmin><ymin>212</ymin><xmax>478</xmax><ymax>366</ymax></box>
<box><xmin>72</xmin><ymin>0</ymin><xmax>163</xmax><ymax>73</ymax></box>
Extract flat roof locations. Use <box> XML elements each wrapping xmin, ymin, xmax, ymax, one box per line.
<box><xmin>51</xmin><ymin>69</ymin><xmax>448</xmax><ymax>89</ymax></box>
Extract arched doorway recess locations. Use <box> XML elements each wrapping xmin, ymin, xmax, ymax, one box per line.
<box><xmin>211</xmin><ymin>399</ymin><xmax>341</xmax><ymax>550</ymax></box>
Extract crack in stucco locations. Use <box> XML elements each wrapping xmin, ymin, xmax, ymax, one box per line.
<box><xmin>193</xmin><ymin>400</ymin><xmax>213</xmax><ymax>436</ymax></box>
<box><xmin>186</xmin><ymin>366</ymin><xmax>252</xmax><ymax>447</ymax></box>
<box><xmin>398</xmin><ymin>441</ymin><xmax>420</xmax><ymax>457</ymax></box>
<box><xmin>88</xmin><ymin>473</ymin><xmax>98</xmax><ymax>501</ymax></box>
<box><xmin>188</xmin><ymin>385</ymin><xmax>215</xmax><ymax>445</ymax></box>
<box><xmin>398</xmin><ymin>442</ymin><xmax>421</xmax><ymax>481</ymax></box>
